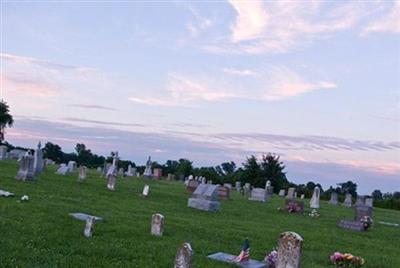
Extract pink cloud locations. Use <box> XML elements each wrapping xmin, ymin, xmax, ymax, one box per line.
<box><xmin>2</xmin><ymin>74</ymin><xmax>61</xmax><ymax>98</ymax></box>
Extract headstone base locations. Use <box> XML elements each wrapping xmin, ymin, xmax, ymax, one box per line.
<box><xmin>338</xmin><ymin>220</ymin><xmax>365</xmax><ymax>232</ymax></box>
<box><xmin>188</xmin><ymin>198</ymin><xmax>220</xmax><ymax>212</ymax></box>
<box><xmin>208</xmin><ymin>252</ymin><xmax>268</xmax><ymax>268</ymax></box>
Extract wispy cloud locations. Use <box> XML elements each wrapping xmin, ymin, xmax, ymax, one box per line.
<box><xmin>2</xmin><ymin>74</ymin><xmax>61</xmax><ymax>98</ymax></box>
<box><xmin>222</xmin><ymin>68</ymin><xmax>258</xmax><ymax>76</ymax></box>
<box><xmin>362</xmin><ymin>0</ymin><xmax>400</xmax><ymax>35</ymax></box>
<box><xmin>67</xmin><ymin>104</ymin><xmax>118</xmax><ymax>111</ymax></box>
<box><xmin>186</xmin><ymin>6</ymin><xmax>213</xmax><ymax>38</ymax></box>
<box><xmin>60</xmin><ymin>117</ymin><xmax>146</xmax><ymax>127</ymax></box>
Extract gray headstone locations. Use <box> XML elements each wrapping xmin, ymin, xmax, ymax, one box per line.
<box><xmin>235</xmin><ymin>181</ymin><xmax>241</xmax><ymax>192</ymax></box>
<box><xmin>174</xmin><ymin>242</ymin><xmax>193</xmax><ymax>268</ymax></box>
<box><xmin>33</xmin><ymin>142</ymin><xmax>44</xmax><ymax>174</ymax></box>
<box><xmin>248</xmin><ymin>188</ymin><xmax>267</xmax><ymax>202</ymax></box>
<box><xmin>309</xmin><ymin>186</ymin><xmax>320</xmax><ymax>209</ymax></box>
<box><xmin>278</xmin><ymin>189</ymin><xmax>285</xmax><ymax>197</ymax></box>
<box><xmin>69</xmin><ymin>213</ymin><xmax>103</xmax><ymax>221</ymax></box>
<box><xmin>151</xmin><ymin>213</ymin><xmax>164</xmax><ymax>236</ymax></box>
<box><xmin>16</xmin><ymin>155</ymin><xmax>35</xmax><ymax>181</ymax></box>
<box><xmin>329</xmin><ymin>192</ymin><xmax>338</xmax><ymax>205</ymax></box>
<box><xmin>143</xmin><ymin>156</ymin><xmax>152</xmax><ymax>177</ymax></box>
<box><xmin>78</xmin><ymin>166</ymin><xmax>87</xmax><ymax>182</ymax></box>
<box><xmin>355</xmin><ymin>205</ymin><xmax>373</xmax><ymax>221</ymax></box>
<box><xmin>343</xmin><ymin>193</ymin><xmax>353</xmax><ymax>207</ymax></box>
<box><xmin>83</xmin><ymin>216</ymin><xmax>95</xmax><ymax>238</ymax></box>
<box><xmin>208</xmin><ymin>252</ymin><xmax>268</xmax><ymax>268</ymax></box>
<box><xmin>338</xmin><ymin>219</ymin><xmax>365</xmax><ymax>232</ymax></box>
<box><xmin>365</xmin><ymin>198</ymin><xmax>373</xmax><ymax>207</ymax></box>
<box><xmin>67</xmin><ymin>161</ymin><xmax>77</xmax><ymax>172</ymax></box>
<box><xmin>0</xmin><ymin>145</ymin><xmax>7</xmax><ymax>160</ymax></box>
<box><xmin>286</xmin><ymin>188</ymin><xmax>295</xmax><ymax>199</ymax></box>
<box><xmin>188</xmin><ymin>184</ymin><xmax>220</xmax><ymax>212</ymax></box>
<box><xmin>276</xmin><ymin>232</ymin><xmax>303</xmax><ymax>268</ymax></box>
<box><xmin>56</xmin><ymin>164</ymin><xmax>69</xmax><ymax>175</ymax></box>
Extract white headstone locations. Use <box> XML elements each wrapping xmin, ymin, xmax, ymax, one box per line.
<box><xmin>143</xmin><ymin>156</ymin><xmax>152</xmax><ymax>177</ymax></box>
<box><xmin>83</xmin><ymin>216</ymin><xmax>95</xmax><ymax>238</ymax></box>
<box><xmin>329</xmin><ymin>192</ymin><xmax>339</xmax><ymax>205</ymax></box>
<box><xmin>142</xmin><ymin>184</ymin><xmax>150</xmax><ymax>197</ymax></box>
<box><xmin>78</xmin><ymin>166</ymin><xmax>87</xmax><ymax>182</ymax></box>
<box><xmin>67</xmin><ymin>161</ymin><xmax>77</xmax><ymax>172</ymax></box>
<box><xmin>278</xmin><ymin>189</ymin><xmax>286</xmax><ymax>196</ymax></box>
<box><xmin>343</xmin><ymin>193</ymin><xmax>353</xmax><ymax>207</ymax></box>
<box><xmin>365</xmin><ymin>198</ymin><xmax>373</xmax><ymax>207</ymax></box>
<box><xmin>310</xmin><ymin>186</ymin><xmax>320</xmax><ymax>209</ymax></box>
<box><xmin>248</xmin><ymin>188</ymin><xmax>267</xmax><ymax>202</ymax></box>
<box><xmin>287</xmin><ymin>188</ymin><xmax>295</xmax><ymax>199</ymax></box>
<box><xmin>33</xmin><ymin>141</ymin><xmax>44</xmax><ymax>174</ymax></box>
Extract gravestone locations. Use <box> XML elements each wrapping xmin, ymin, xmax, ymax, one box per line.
<box><xmin>78</xmin><ymin>166</ymin><xmax>87</xmax><ymax>182</ymax></box>
<box><xmin>0</xmin><ymin>145</ymin><xmax>7</xmax><ymax>160</ymax></box>
<box><xmin>355</xmin><ymin>195</ymin><xmax>365</xmax><ymax>206</ymax></box>
<box><xmin>186</xmin><ymin>179</ymin><xmax>199</xmax><ymax>193</ymax></box>
<box><xmin>33</xmin><ymin>141</ymin><xmax>44</xmax><ymax>174</ymax></box>
<box><xmin>278</xmin><ymin>189</ymin><xmax>286</xmax><ymax>197</ymax></box>
<box><xmin>329</xmin><ymin>192</ymin><xmax>339</xmax><ymax>205</ymax></box>
<box><xmin>143</xmin><ymin>156</ymin><xmax>152</xmax><ymax>177</ymax></box>
<box><xmin>153</xmin><ymin>168</ymin><xmax>162</xmax><ymax>179</ymax></box>
<box><xmin>83</xmin><ymin>216</ymin><xmax>95</xmax><ymax>238</ymax></box>
<box><xmin>174</xmin><ymin>242</ymin><xmax>193</xmax><ymax>268</ymax></box>
<box><xmin>207</xmin><ymin>180</ymin><xmax>213</xmax><ymax>185</ymax></box>
<box><xmin>142</xmin><ymin>184</ymin><xmax>150</xmax><ymax>197</ymax></box>
<box><xmin>15</xmin><ymin>155</ymin><xmax>35</xmax><ymax>181</ymax></box>
<box><xmin>107</xmin><ymin>175</ymin><xmax>116</xmax><ymax>190</ymax></box>
<box><xmin>235</xmin><ymin>181</ymin><xmax>241</xmax><ymax>192</ymax></box>
<box><xmin>125</xmin><ymin>165</ymin><xmax>136</xmax><ymax>177</ymax></box>
<box><xmin>310</xmin><ymin>186</ymin><xmax>320</xmax><ymax>209</ymax></box>
<box><xmin>244</xmin><ymin>183</ymin><xmax>251</xmax><ymax>194</ymax></box>
<box><xmin>286</xmin><ymin>188</ymin><xmax>295</xmax><ymax>199</ymax></box>
<box><xmin>69</xmin><ymin>213</ymin><xmax>103</xmax><ymax>221</ymax></box>
<box><xmin>265</xmin><ymin>181</ymin><xmax>274</xmax><ymax>198</ymax></box>
<box><xmin>355</xmin><ymin>205</ymin><xmax>373</xmax><ymax>221</ymax></box>
<box><xmin>365</xmin><ymin>198</ymin><xmax>373</xmax><ymax>207</ymax></box>
<box><xmin>0</xmin><ymin>189</ymin><xmax>14</xmax><ymax>197</ymax></box>
<box><xmin>223</xmin><ymin>183</ymin><xmax>232</xmax><ymax>189</ymax></box>
<box><xmin>151</xmin><ymin>213</ymin><xmax>164</xmax><ymax>236</ymax></box>
<box><xmin>67</xmin><ymin>161</ymin><xmax>77</xmax><ymax>172</ymax></box>
<box><xmin>300</xmin><ymin>194</ymin><xmax>304</xmax><ymax>199</ymax></box>
<box><xmin>9</xmin><ymin>149</ymin><xmax>26</xmax><ymax>160</ymax></box>
<box><xmin>118</xmin><ymin>167</ymin><xmax>124</xmax><ymax>176</ymax></box>
<box><xmin>343</xmin><ymin>193</ymin><xmax>353</xmax><ymax>207</ymax></box>
<box><xmin>208</xmin><ymin>252</ymin><xmax>268</xmax><ymax>268</ymax></box>
<box><xmin>167</xmin><ymin>173</ymin><xmax>175</xmax><ymax>181</ymax></box>
<box><xmin>56</xmin><ymin>164</ymin><xmax>69</xmax><ymax>175</ymax></box>
<box><xmin>276</xmin><ymin>232</ymin><xmax>303</xmax><ymax>268</ymax></box>
<box><xmin>188</xmin><ymin>184</ymin><xmax>220</xmax><ymax>212</ymax></box>
<box><xmin>218</xmin><ymin>186</ymin><xmax>230</xmax><ymax>200</ymax></box>
<box><xmin>248</xmin><ymin>188</ymin><xmax>267</xmax><ymax>202</ymax></box>
<box><xmin>338</xmin><ymin>220</ymin><xmax>365</xmax><ymax>232</ymax></box>
<box><xmin>201</xmin><ymin>177</ymin><xmax>206</xmax><ymax>184</ymax></box>
<box><xmin>284</xmin><ymin>199</ymin><xmax>304</xmax><ymax>213</ymax></box>
<box><xmin>96</xmin><ymin>167</ymin><xmax>102</xmax><ymax>173</ymax></box>
<box><xmin>106</xmin><ymin>152</ymin><xmax>119</xmax><ymax>191</ymax></box>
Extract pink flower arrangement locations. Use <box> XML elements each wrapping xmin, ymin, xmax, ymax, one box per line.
<box><xmin>330</xmin><ymin>252</ymin><xmax>365</xmax><ymax>267</ymax></box>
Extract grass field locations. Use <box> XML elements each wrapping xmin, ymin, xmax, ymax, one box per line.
<box><xmin>1</xmin><ymin>160</ymin><xmax>400</xmax><ymax>267</ymax></box>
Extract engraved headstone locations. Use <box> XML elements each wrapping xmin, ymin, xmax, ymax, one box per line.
<box><xmin>167</xmin><ymin>173</ymin><xmax>175</xmax><ymax>181</ymax></box>
<box><xmin>78</xmin><ymin>166</ymin><xmax>87</xmax><ymax>182</ymax></box>
<box><xmin>142</xmin><ymin>184</ymin><xmax>150</xmax><ymax>197</ymax></box>
<box><xmin>286</xmin><ymin>188</ymin><xmax>295</xmax><ymax>199</ymax></box>
<box><xmin>174</xmin><ymin>242</ymin><xmax>193</xmax><ymax>268</ymax></box>
<box><xmin>15</xmin><ymin>155</ymin><xmax>35</xmax><ymax>181</ymax></box>
<box><xmin>276</xmin><ymin>232</ymin><xmax>303</xmax><ymax>268</ymax></box>
<box><xmin>188</xmin><ymin>184</ymin><xmax>220</xmax><ymax>212</ymax></box>
<box><xmin>343</xmin><ymin>193</ymin><xmax>353</xmax><ymax>207</ymax></box>
<box><xmin>365</xmin><ymin>198</ymin><xmax>373</xmax><ymax>207</ymax></box>
<box><xmin>186</xmin><ymin>179</ymin><xmax>199</xmax><ymax>193</ymax></box>
<box><xmin>338</xmin><ymin>220</ymin><xmax>365</xmax><ymax>232</ymax></box>
<box><xmin>106</xmin><ymin>152</ymin><xmax>119</xmax><ymax>191</ymax></box>
<box><xmin>355</xmin><ymin>205</ymin><xmax>373</xmax><ymax>221</ymax></box>
<box><xmin>329</xmin><ymin>192</ymin><xmax>339</xmax><ymax>205</ymax></box>
<box><xmin>151</xmin><ymin>213</ymin><xmax>164</xmax><ymax>236</ymax></box>
<box><xmin>248</xmin><ymin>188</ymin><xmax>267</xmax><ymax>202</ymax></box>
<box><xmin>278</xmin><ymin>189</ymin><xmax>286</xmax><ymax>197</ymax></box>
<box><xmin>310</xmin><ymin>186</ymin><xmax>320</xmax><ymax>209</ymax></box>
<box><xmin>218</xmin><ymin>186</ymin><xmax>230</xmax><ymax>200</ymax></box>
<box><xmin>235</xmin><ymin>181</ymin><xmax>241</xmax><ymax>192</ymax></box>
<box><xmin>56</xmin><ymin>163</ymin><xmax>69</xmax><ymax>175</ymax></box>
<box><xmin>67</xmin><ymin>161</ymin><xmax>77</xmax><ymax>172</ymax></box>
<box><xmin>153</xmin><ymin>168</ymin><xmax>162</xmax><ymax>179</ymax></box>
<box><xmin>83</xmin><ymin>216</ymin><xmax>95</xmax><ymax>238</ymax></box>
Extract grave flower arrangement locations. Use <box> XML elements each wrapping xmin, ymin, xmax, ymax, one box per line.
<box><xmin>309</xmin><ymin>209</ymin><xmax>320</xmax><ymax>218</ymax></box>
<box><xmin>330</xmin><ymin>252</ymin><xmax>365</xmax><ymax>268</ymax></box>
<box><xmin>264</xmin><ymin>249</ymin><xmax>278</xmax><ymax>267</ymax></box>
<box><xmin>285</xmin><ymin>202</ymin><xmax>301</xmax><ymax>213</ymax></box>
<box><xmin>360</xmin><ymin>216</ymin><xmax>373</xmax><ymax>230</ymax></box>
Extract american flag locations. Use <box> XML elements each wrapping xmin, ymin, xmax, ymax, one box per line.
<box><xmin>232</xmin><ymin>238</ymin><xmax>250</xmax><ymax>263</ymax></box>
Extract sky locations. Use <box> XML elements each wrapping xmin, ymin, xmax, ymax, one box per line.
<box><xmin>1</xmin><ymin>0</ymin><xmax>399</xmax><ymax>194</ymax></box>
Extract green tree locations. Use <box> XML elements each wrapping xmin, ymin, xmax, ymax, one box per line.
<box><xmin>220</xmin><ymin>161</ymin><xmax>236</xmax><ymax>175</ymax></box>
<box><xmin>337</xmin><ymin>181</ymin><xmax>358</xmax><ymax>198</ymax></box>
<box><xmin>371</xmin><ymin>189</ymin><xmax>383</xmax><ymax>200</ymax></box>
<box><xmin>43</xmin><ymin>142</ymin><xmax>64</xmax><ymax>163</ymax></box>
<box><xmin>260</xmin><ymin>153</ymin><xmax>288</xmax><ymax>192</ymax></box>
<box><xmin>176</xmin><ymin>158</ymin><xmax>193</xmax><ymax>179</ymax></box>
<box><xmin>242</xmin><ymin>155</ymin><xmax>263</xmax><ymax>186</ymax></box>
<box><xmin>0</xmin><ymin>100</ymin><xmax>14</xmax><ymax>142</ymax></box>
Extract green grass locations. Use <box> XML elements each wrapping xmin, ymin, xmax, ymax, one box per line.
<box><xmin>1</xmin><ymin>160</ymin><xmax>400</xmax><ymax>267</ymax></box>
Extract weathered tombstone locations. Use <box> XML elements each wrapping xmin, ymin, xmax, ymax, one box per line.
<box><xmin>67</xmin><ymin>161</ymin><xmax>77</xmax><ymax>172</ymax></box>
<box><xmin>355</xmin><ymin>205</ymin><xmax>373</xmax><ymax>221</ymax></box>
<box><xmin>56</xmin><ymin>163</ymin><xmax>69</xmax><ymax>175</ymax></box>
<box><xmin>186</xmin><ymin>179</ymin><xmax>199</xmax><ymax>193</ymax></box>
<box><xmin>265</xmin><ymin>180</ymin><xmax>274</xmax><ymax>198</ymax></box>
<box><xmin>15</xmin><ymin>154</ymin><xmax>35</xmax><ymax>181</ymax></box>
<box><xmin>365</xmin><ymin>198</ymin><xmax>373</xmax><ymax>207</ymax></box>
<box><xmin>286</xmin><ymin>188</ymin><xmax>295</xmax><ymax>199</ymax></box>
<box><xmin>188</xmin><ymin>184</ymin><xmax>220</xmax><ymax>212</ymax></box>
<box><xmin>343</xmin><ymin>193</ymin><xmax>353</xmax><ymax>207</ymax></box>
<box><xmin>329</xmin><ymin>192</ymin><xmax>339</xmax><ymax>205</ymax></box>
<box><xmin>0</xmin><ymin>145</ymin><xmax>7</xmax><ymax>160</ymax></box>
<box><xmin>96</xmin><ymin>167</ymin><xmax>102</xmax><ymax>173</ymax></box>
<box><xmin>118</xmin><ymin>167</ymin><xmax>124</xmax><ymax>176</ymax></box>
<box><xmin>106</xmin><ymin>152</ymin><xmax>119</xmax><ymax>191</ymax></box>
<box><xmin>276</xmin><ymin>232</ymin><xmax>303</xmax><ymax>268</ymax></box>
<box><xmin>153</xmin><ymin>168</ymin><xmax>162</xmax><ymax>179</ymax></box>
<box><xmin>235</xmin><ymin>181</ymin><xmax>241</xmax><ymax>192</ymax></box>
<box><xmin>142</xmin><ymin>184</ymin><xmax>150</xmax><ymax>197</ymax></box>
<box><xmin>309</xmin><ymin>186</ymin><xmax>320</xmax><ymax>209</ymax></box>
<box><xmin>125</xmin><ymin>164</ymin><xmax>135</xmax><ymax>176</ymax></box>
<box><xmin>284</xmin><ymin>199</ymin><xmax>304</xmax><ymax>213</ymax></box>
<box><xmin>201</xmin><ymin>177</ymin><xmax>206</xmax><ymax>184</ymax></box>
<box><xmin>244</xmin><ymin>183</ymin><xmax>251</xmax><ymax>194</ymax></box>
<box><xmin>278</xmin><ymin>189</ymin><xmax>286</xmax><ymax>197</ymax></box>
<box><xmin>83</xmin><ymin>216</ymin><xmax>95</xmax><ymax>238</ymax></box>
<box><xmin>355</xmin><ymin>195</ymin><xmax>365</xmax><ymax>206</ymax></box>
<box><xmin>107</xmin><ymin>175</ymin><xmax>116</xmax><ymax>191</ymax></box>
<box><xmin>143</xmin><ymin>156</ymin><xmax>152</xmax><ymax>177</ymax></box>
<box><xmin>33</xmin><ymin>141</ymin><xmax>44</xmax><ymax>174</ymax></box>
<box><xmin>174</xmin><ymin>242</ymin><xmax>193</xmax><ymax>268</ymax></box>
<box><xmin>167</xmin><ymin>173</ymin><xmax>175</xmax><ymax>181</ymax></box>
<box><xmin>0</xmin><ymin>189</ymin><xmax>14</xmax><ymax>197</ymax></box>
<box><xmin>248</xmin><ymin>188</ymin><xmax>267</xmax><ymax>202</ymax></box>
<box><xmin>78</xmin><ymin>166</ymin><xmax>87</xmax><ymax>182</ymax></box>
<box><xmin>151</xmin><ymin>213</ymin><xmax>164</xmax><ymax>236</ymax></box>
<box><xmin>218</xmin><ymin>186</ymin><xmax>230</xmax><ymax>200</ymax></box>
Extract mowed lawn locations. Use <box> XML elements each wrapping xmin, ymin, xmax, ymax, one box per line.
<box><xmin>1</xmin><ymin>160</ymin><xmax>400</xmax><ymax>268</ymax></box>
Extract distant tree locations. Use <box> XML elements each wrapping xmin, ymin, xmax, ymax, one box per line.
<box><xmin>337</xmin><ymin>181</ymin><xmax>358</xmax><ymax>198</ymax></box>
<box><xmin>75</xmin><ymin>143</ymin><xmax>93</xmax><ymax>166</ymax></box>
<box><xmin>371</xmin><ymin>189</ymin><xmax>383</xmax><ymax>200</ymax></box>
<box><xmin>260</xmin><ymin>153</ymin><xmax>289</xmax><ymax>191</ymax></box>
<box><xmin>176</xmin><ymin>158</ymin><xmax>193</xmax><ymax>178</ymax></box>
<box><xmin>165</xmin><ymin>160</ymin><xmax>179</xmax><ymax>174</ymax></box>
<box><xmin>393</xmin><ymin>192</ymin><xmax>400</xmax><ymax>200</ymax></box>
<box><xmin>242</xmin><ymin>155</ymin><xmax>263</xmax><ymax>186</ymax></box>
<box><xmin>194</xmin><ymin>166</ymin><xmax>221</xmax><ymax>183</ymax></box>
<box><xmin>0</xmin><ymin>100</ymin><xmax>14</xmax><ymax>142</ymax></box>
<box><xmin>220</xmin><ymin>161</ymin><xmax>236</xmax><ymax>175</ymax></box>
<box><xmin>43</xmin><ymin>142</ymin><xmax>64</xmax><ymax>163</ymax></box>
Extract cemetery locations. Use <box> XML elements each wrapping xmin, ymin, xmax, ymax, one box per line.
<box><xmin>0</xmin><ymin>159</ymin><xmax>399</xmax><ymax>267</ymax></box>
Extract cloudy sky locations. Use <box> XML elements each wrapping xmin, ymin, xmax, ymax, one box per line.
<box><xmin>1</xmin><ymin>0</ymin><xmax>399</xmax><ymax>194</ymax></box>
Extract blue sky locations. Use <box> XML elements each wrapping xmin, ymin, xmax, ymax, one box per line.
<box><xmin>1</xmin><ymin>1</ymin><xmax>399</xmax><ymax>194</ymax></box>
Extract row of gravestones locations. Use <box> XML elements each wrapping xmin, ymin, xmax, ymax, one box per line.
<box><xmin>15</xmin><ymin>142</ymin><xmax>45</xmax><ymax>181</ymax></box>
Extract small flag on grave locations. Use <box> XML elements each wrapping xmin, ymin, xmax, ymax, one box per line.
<box><xmin>232</xmin><ymin>238</ymin><xmax>250</xmax><ymax>263</ymax></box>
